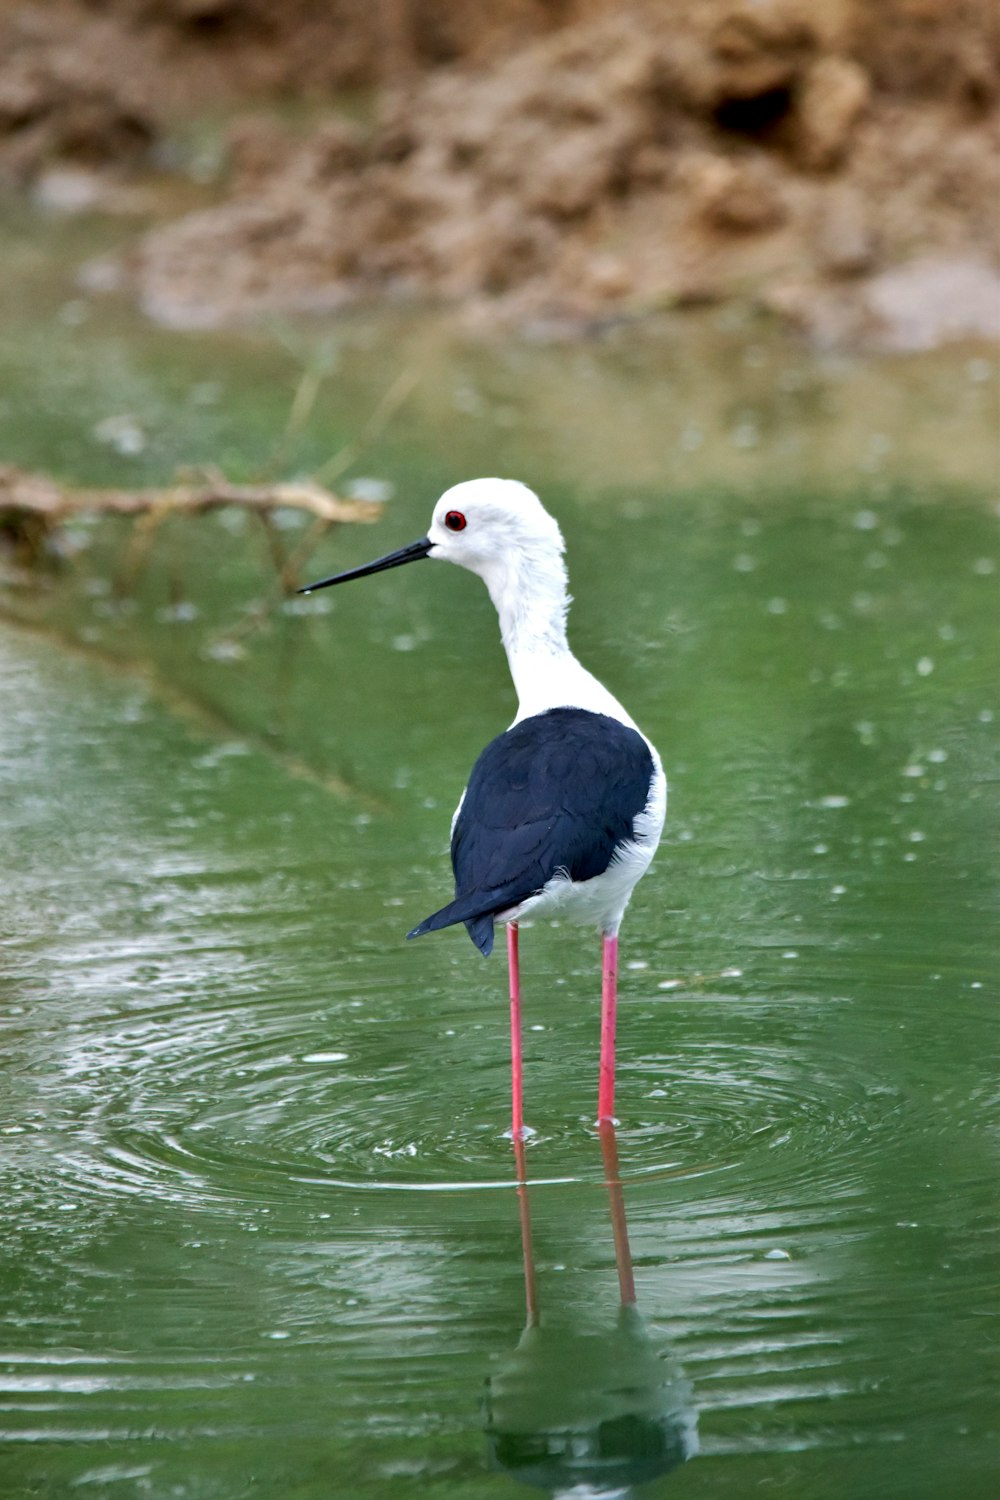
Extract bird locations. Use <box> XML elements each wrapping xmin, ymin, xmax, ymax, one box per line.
<box><xmin>298</xmin><ymin>478</ymin><xmax>666</xmax><ymax>1135</ymax></box>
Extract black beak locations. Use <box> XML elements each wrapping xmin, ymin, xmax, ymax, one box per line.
<box><xmin>297</xmin><ymin>536</ymin><xmax>434</xmax><ymax>593</ymax></box>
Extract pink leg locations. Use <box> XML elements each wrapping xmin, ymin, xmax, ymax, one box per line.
<box><xmin>598</xmin><ymin>932</ymin><xmax>619</xmax><ymax>1123</ymax></box>
<box><xmin>507</xmin><ymin>921</ymin><xmax>524</xmax><ymax>1140</ymax></box>
<box><xmin>512</xmin><ymin>1131</ymin><xmax>539</xmax><ymax>1326</ymax></box>
<box><xmin>599</xmin><ymin>1119</ymin><xmax>636</xmax><ymax>1305</ymax></box>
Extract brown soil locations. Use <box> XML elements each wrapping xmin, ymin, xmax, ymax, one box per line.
<box><xmin>2</xmin><ymin>0</ymin><xmax>999</xmax><ymax>346</ymax></box>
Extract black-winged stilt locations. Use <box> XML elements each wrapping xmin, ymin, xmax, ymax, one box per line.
<box><xmin>299</xmin><ymin>479</ymin><xmax>666</xmax><ymax>1134</ymax></box>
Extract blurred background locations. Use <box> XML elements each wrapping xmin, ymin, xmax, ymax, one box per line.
<box><xmin>2</xmin><ymin>0</ymin><xmax>998</xmax><ymax>341</ymax></box>
<box><xmin>1</xmin><ymin>4</ymin><xmax>998</xmax><ymax>1499</ymax></box>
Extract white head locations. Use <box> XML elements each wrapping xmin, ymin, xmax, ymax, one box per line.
<box><xmin>297</xmin><ymin>477</ymin><xmax>633</xmax><ymax>723</ymax></box>
<box><xmin>298</xmin><ymin>477</ymin><xmax>567</xmax><ymax>612</ymax></box>
<box><xmin>426</xmin><ymin>479</ymin><xmax>565</xmax><ymax>585</ymax></box>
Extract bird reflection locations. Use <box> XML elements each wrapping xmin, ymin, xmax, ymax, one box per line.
<box><xmin>483</xmin><ymin>1124</ymin><xmax>698</xmax><ymax>1497</ymax></box>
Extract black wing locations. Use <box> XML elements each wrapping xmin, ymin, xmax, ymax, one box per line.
<box><xmin>407</xmin><ymin>707</ymin><xmax>654</xmax><ymax>955</ymax></box>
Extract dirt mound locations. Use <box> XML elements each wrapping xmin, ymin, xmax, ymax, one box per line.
<box><xmin>135</xmin><ymin>0</ymin><xmax>1000</xmax><ymax>341</ymax></box>
<box><xmin>3</xmin><ymin>0</ymin><xmax>998</xmax><ymax>344</ymax></box>
<box><xmin>0</xmin><ymin>6</ymin><xmax>156</xmax><ymax>184</ymax></box>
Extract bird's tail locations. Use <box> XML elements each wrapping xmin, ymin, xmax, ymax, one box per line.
<box><xmin>407</xmin><ymin>896</ymin><xmax>496</xmax><ymax>956</ymax></box>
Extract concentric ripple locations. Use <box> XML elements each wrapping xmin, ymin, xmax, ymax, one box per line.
<box><xmin>32</xmin><ymin>982</ymin><xmax>909</xmax><ymax>1216</ymax></box>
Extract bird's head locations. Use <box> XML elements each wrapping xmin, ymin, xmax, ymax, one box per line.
<box><xmin>427</xmin><ymin>479</ymin><xmax>564</xmax><ymax>581</ymax></box>
<box><xmin>298</xmin><ymin>477</ymin><xmax>565</xmax><ymax>596</ymax></box>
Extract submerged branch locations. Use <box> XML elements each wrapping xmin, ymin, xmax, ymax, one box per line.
<box><xmin>0</xmin><ymin>464</ymin><xmax>383</xmax><ymax>587</ymax></box>
<box><xmin>0</xmin><ymin>464</ymin><xmax>381</xmax><ymax>525</ymax></box>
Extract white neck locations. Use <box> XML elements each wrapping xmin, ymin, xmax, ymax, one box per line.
<box><xmin>479</xmin><ymin>551</ymin><xmax>637</xmax><ymax>729</ymax></box>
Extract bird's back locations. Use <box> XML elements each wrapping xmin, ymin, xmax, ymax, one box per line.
<box><xmin>408</xmin><ymin>707</ymin><xmax>658</xmax><ymax>954</ymax></box>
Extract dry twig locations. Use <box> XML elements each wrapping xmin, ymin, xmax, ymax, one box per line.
<box><xmin>0</xmin><ymin>464</ymin><xmax>383</xmax><ymax>590</ymax></box>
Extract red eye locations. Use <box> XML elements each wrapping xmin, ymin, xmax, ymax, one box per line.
<box><xmin>444</xmin><ymin>510</ymin><xmax>467</xmax><ymax>532</ymax></box>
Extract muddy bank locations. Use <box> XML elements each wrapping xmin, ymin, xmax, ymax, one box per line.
<box><xmin>0</xmin><ymin>0</ymin><xmax>599</xmax><ymax>179</ymax></box>
<box><xmin>2</xmin><ymin>0</ymin><xmax>999</xmax><ymax>346</ymax></box>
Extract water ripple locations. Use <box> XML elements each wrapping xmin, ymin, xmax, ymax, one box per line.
<box><xmin>27</xmin><ymin>983</ymin><xmax>909</xmax><ymax>1217</ymax></box>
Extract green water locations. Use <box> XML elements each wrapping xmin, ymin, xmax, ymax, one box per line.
<box><xmin>1</xmin><ymin>200</ymin><xmax>999</xmax><ymax>1498</ymax></box>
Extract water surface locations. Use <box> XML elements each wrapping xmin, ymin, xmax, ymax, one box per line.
<box><xmin>1</xmin><ymin>201</ymin><xmax>998</xmax><ymax>1498</ymax></box>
